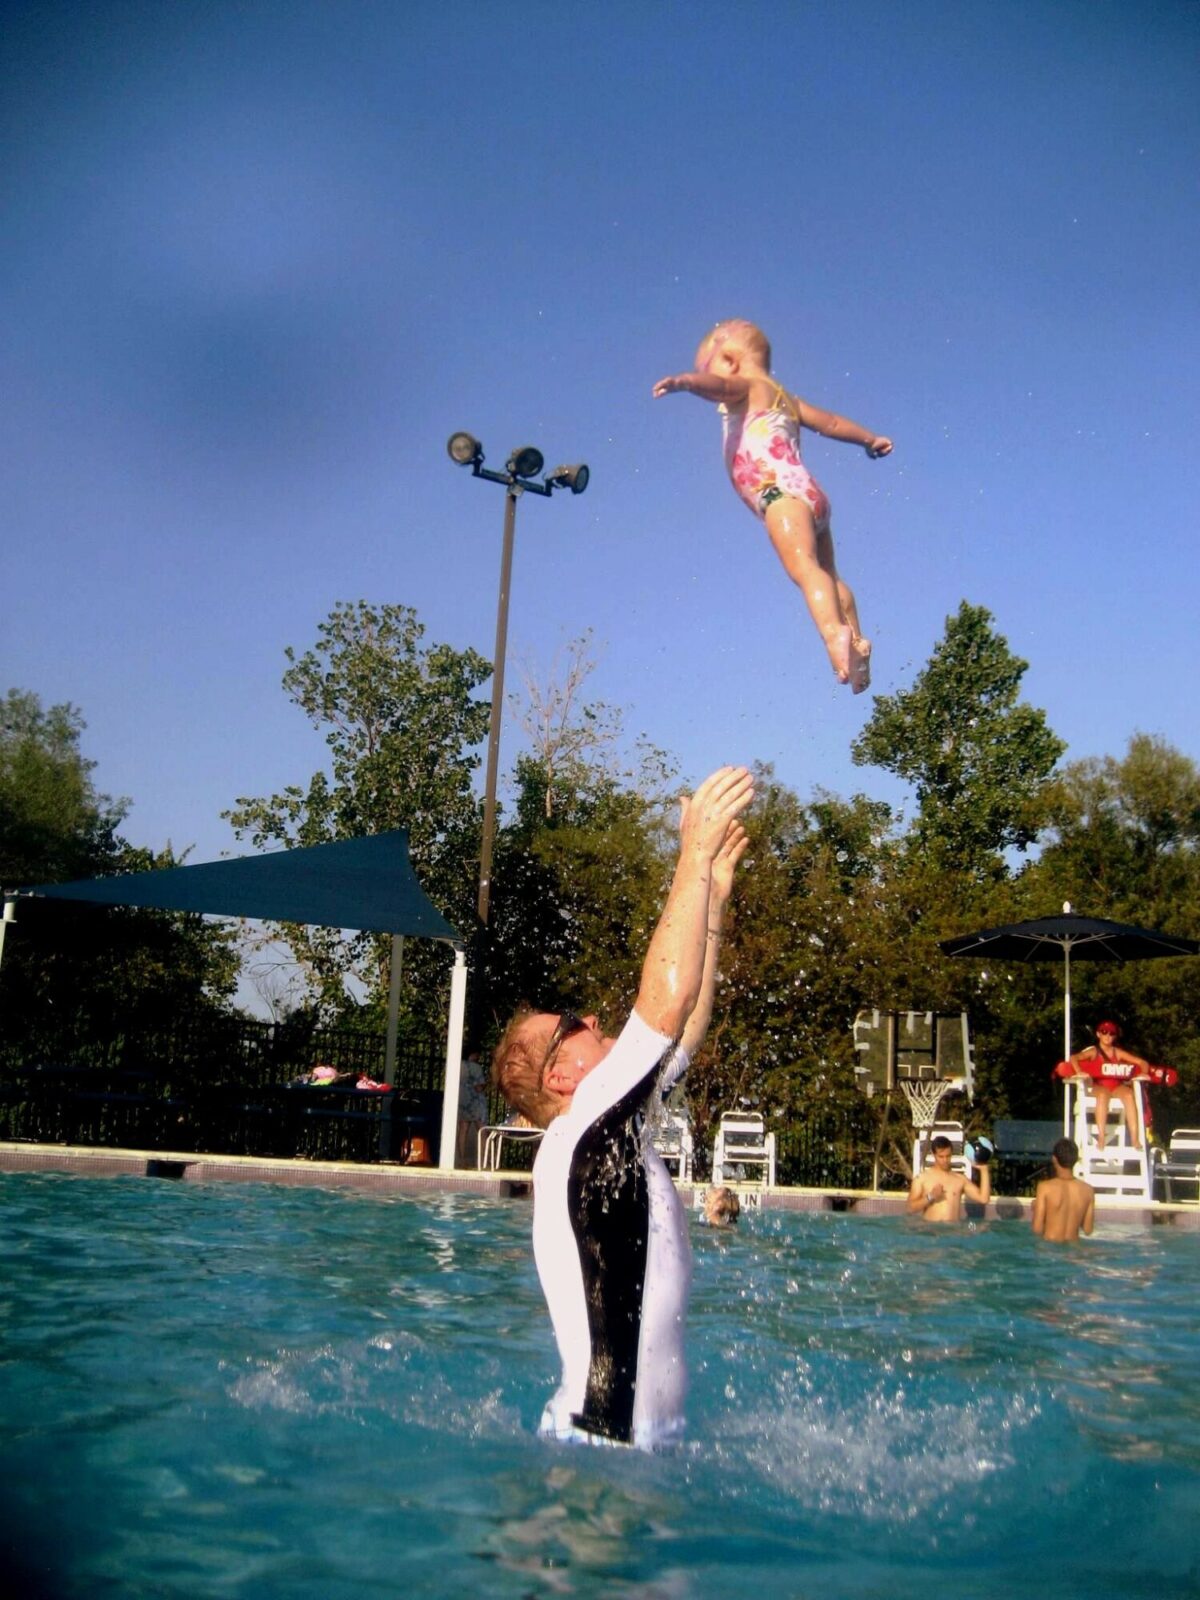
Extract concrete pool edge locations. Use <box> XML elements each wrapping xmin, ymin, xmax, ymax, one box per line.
<box><xmin>2</xmin><ymin>1140</ymin><xmax>1198</xmax><ymax>1226</ymax></box>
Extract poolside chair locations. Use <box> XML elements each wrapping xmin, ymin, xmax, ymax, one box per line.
<box><xmin>711</xmin><ymin>1111</ymin><xmax>776</xmax><ymax>1188</ymax></box>
<box><xmin>477</xmin><ymin>1119</ymin><xmax>544</xmax><ymax>1172</ymax></box>
<box><xmin>650</xmin><ymin>1108</ymin><xmax>694</xmax><ymax>1182</ymax></box>
<box><xmin>1063</xmin><ymin>1075</ymin><xmax>1152</xmax><ymax>1199</ymax></box>
<box><xmin>1154</xmin><ymin>1129</ymin><xmax>1200</xmax><ymax>1204</ymax></box>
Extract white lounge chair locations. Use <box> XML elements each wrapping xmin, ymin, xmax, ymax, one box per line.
<box><xmin>711</xmin><ymin>1111</ymin><xmax>776</xmax><ymax>1188</ymax></box>
<box><xmin>650</xmin><ymin>1109</ymin><xmax>694</xmax><ymax>1182</ymax></box>
<box><xmin>477</xmin><ymin>1120</ymin><xmax>544</xmax><ymax>1171</ymax></box>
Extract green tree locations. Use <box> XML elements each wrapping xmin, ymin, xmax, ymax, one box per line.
<box><xmin>0</xmin><ymin>690</ymin><xmax>237</xmax><ymax>1068</ymax></box>
<box><xmin>0</xmin><ymin>691</ymin><xmax>124</xmax><ymax>885</ymax></box>
<box><xmin>852</xmin><ymin>602</ymin><xmax>1065</xmax><ymax>877</ymax></box>
<box><xmin>225</xmin><ymin>602</ymin><xmax>490</xmax><ymax>1023</ymax></box>
<box><xmin>1005</xmin><ymin>734</ymin><xmax>1200</xmax><ymax>1123</ymax></box>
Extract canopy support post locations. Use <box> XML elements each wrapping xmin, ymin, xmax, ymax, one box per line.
<box><xmin>438</xmin><ymin>947</ymin><xmax>468</xmax><ymax>1170</ymax></box>
<box><xmin>384</xmin><ymin>934</ymin><xmax>404</xmax><ymax>1086</ymax></box>
<box><xmin>0</xmin><ymin>898</ymin><xmax>14</xmax><ymax>978</ymax></box>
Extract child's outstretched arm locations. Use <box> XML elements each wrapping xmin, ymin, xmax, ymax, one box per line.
<box><xmin>795</xmin><ymin>397</ymin><xmax>892</xmax><ymax>457</ymax></box>
<box><xmin>653</xmin><ymin>371</ymin><xmax>750</xmax><ymax>406</ymax></box>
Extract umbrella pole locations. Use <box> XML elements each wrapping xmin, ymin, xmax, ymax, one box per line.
<box><xmin>1063</xmin><ymin>943</ymin><xmax>1071</xmax><ymax>1060</ymax></box>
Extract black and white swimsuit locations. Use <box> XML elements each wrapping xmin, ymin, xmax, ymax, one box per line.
<box><xmin>532</xmin><ymin>1011</ymin><xmax>691</xmax><ymax>1448</ymax></box>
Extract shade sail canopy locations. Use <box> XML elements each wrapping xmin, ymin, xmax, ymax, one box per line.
<box><xmin>19</xmin><ymin>831</ymin><xmax>460</xmax><ymax>942</ymax></box>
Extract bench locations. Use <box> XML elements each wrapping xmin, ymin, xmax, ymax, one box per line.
<box><xmin>993</xmin><ymin>1120</ymin><xmax>1060</xmax><ymax>1161</ymax></box>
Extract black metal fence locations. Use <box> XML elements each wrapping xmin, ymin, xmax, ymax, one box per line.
<box><xmin>0</xmin><ymin>1015</ymin><xmax>447</xmax><ymax>1164</ymax></box>
<box><xmin>1</xmin><ymin>1016</ymin><xmax>1052</xmax><ymax>1191</ymax></box>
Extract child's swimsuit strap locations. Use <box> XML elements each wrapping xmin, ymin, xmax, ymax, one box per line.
<box><xmin>769</xmin><ymin>382</ymin><xmax>798</xmax><ymax>420</ymax></box>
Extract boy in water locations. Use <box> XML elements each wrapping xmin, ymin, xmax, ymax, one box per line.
<box><xmin>654</xmin><ymin>320</ymin><xmax>891</xmax><ymax>693</ymax></box>
<box><xmin>491</xmin><ymin>765</ymin><xmax>753</xmax><ymax>1449</ymax></box>
<box><xmin>1032</xmin><ymin>1138</ymin><xmax>1095</xmax><ymax>1242</ymax></box>
<box><xmin>907</xmin><ymin>1134</ymin><xmax>992</xmax><ymax>1222</ymax></box>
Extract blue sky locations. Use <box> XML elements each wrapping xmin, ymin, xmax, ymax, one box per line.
<box><xmin>4</xmin><ymin>0</ymin><xmax>1198</xmax><ymax>874</ymax></box>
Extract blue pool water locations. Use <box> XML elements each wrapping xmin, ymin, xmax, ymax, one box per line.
<box><xmin>1</xmin><ymin>1173</ymin><xmax>1198</xmax><ymax>1599</ymax></box>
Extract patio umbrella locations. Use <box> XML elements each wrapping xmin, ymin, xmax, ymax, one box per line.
<box><xmin>940</xmin><ymin>907</ymin><xmax>1198</xmax><ymax>1059</ymax></box>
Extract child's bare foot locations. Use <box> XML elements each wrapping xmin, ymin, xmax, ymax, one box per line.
<box><xmin>849</xmin><ymin>635</ymin><xmax>871</xmax><ymax>695</ymax></box>
<box><xmin>827</xmin><ymin>625</ymin><xmax>853</xmax><ymax>685</ymax></box>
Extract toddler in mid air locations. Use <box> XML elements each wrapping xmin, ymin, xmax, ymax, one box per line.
<box><xmin>654</xmin><ymin>319</ymin><xmax>891</xmax><ymax>692</ymax></box>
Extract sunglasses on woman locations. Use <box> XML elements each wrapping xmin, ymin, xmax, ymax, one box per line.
<box><xmin>539</xmin><ymin>1012</ymin><xmax>588</xmax><ymax>1080</ymax></box>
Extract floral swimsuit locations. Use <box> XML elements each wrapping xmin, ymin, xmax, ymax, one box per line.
<box><xmin>721</xmin><ymin>383</ymin><xmax>831</xmax><ymax>534</ymax></box>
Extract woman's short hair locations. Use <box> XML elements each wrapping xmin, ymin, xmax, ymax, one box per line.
<box><xmin>490</xmin><ymin>1008</ymin><xmax>565</xmax><ymax>1130</ymax></box>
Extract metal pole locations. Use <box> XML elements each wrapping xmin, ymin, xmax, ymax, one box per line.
<box><xmin>477</xmin><ymin>485</ymin><xmax>520</xmax><ymax>927</ymax></box>
<box><xmin>384</xmin><ymin>933</ymin><xmax>404</xmax><ymax>1086</ymax></box>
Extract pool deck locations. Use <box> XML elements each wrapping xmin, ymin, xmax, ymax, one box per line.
<box><xmin>2</xmin><ymin>1140</ymin><xmax>1198</xmax><ymax>1226</ymax></box>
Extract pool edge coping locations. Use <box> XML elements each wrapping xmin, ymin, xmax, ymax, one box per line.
<box><xmin>2</xmin><ymin>1141</ymin><xmax>1198</xmax><ymax>1225</ymax></box>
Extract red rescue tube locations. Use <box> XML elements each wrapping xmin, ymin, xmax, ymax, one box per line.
<box><xmin>1052</xmin><ymin>1058</ymin><xmax>1177</xmax><ymax>1087</ymax></box>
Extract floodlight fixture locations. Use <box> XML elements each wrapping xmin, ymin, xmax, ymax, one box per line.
<box><xmin>506</xmin><ymin>445</ymin><xmax>544</xmax><ymax>480</ymax></box>
<box><xmin>446</xmin><ymin>428</ymin><xmax>591</xmax><ymax>928</ymax></box>
<box><xmin>447</xmin><ymin>431</ymin><xmax>483</xmax><ymax>467</ymax></box>
<box><xmin>546</xmin><ymin>463</ymin><xmax>590</xmax><ymax>495</ymax></box>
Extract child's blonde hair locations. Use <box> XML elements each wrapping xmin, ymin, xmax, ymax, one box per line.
<box><xmin>699</xmin><ymin>319</ymin><xmax>772</xmax><ymax>371</ymax></box>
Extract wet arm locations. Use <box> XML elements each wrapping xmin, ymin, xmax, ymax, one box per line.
<box><xmin>1032</xmin><ymin>1188</ymin><xmax>1046</xmax><ymax>1234</ymax></box>
<box><xmin>679</xmin><ymin>823</ymin><xmax>748</xmax><ymax>1059</ymax></box>
<box><xmin>964</xmin><ymin>1165</ymin><xmax>992</xmax><ymax>1206</ymax></box>
<box><xmin>635</xmin><ymin>768</ymin><xmax>753</xmax><ymax>1039</ymax></box>
<box><xmin>653</xmin><ymin>371</ymin><xmax>751</xmax><ymax>405</ymax></box>
<box><xmin>795</xmin><ymin>396</ymin><xmax>892</xmax><ymax>456</ymax></box>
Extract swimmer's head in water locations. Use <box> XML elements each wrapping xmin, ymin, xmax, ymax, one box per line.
<box><xmin>696</xmin><ymin>319</ymin><xmax>771</xmax><ymax>375</ymax></box>
<box><xmin>703</xmin><ymin>1185</ymin><xmax>741</xmax><ymax>1226</ymax></box>
<box><xmin>1053</xmin><ymin>1136</ymin><xmax>1080</xmax><ymax>1169</ymax></box>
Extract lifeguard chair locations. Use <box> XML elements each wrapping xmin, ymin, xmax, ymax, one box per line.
<box><xmin>1063</xmin><ymin>1074</ymin><xmax>1152</xmax><ymax>1199</ymax></box>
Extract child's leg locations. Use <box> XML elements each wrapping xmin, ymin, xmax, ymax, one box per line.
<box><xmin>765</xmin><ymin>499</ymin><xmax>869</xmax><ymax>690</ymax></box>
<box><xmin>816</xmin><ymin>526</ymin><xmax>870</xmax><ymax>692</ymax></box>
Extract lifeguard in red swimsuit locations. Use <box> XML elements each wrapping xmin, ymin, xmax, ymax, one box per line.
<box><xmin>1052</xmin><ymin>1021</ymin><xmax>1178</xmax><ymax>1150</ymax></box>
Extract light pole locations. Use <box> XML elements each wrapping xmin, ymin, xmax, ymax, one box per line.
<box><xmin>447</xmin><ymin>432</ymin><xmax>589</xmax><ymax>927</ymax></box>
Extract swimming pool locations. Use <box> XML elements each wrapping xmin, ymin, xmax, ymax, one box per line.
<box><xmin>1</xmin><ymin>1173</ymin><xmax>1197</xmax><ymax>1599</ymax></box>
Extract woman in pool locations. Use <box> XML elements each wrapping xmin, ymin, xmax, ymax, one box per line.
<box><xmin>491</xmin><ymin>764</ymin><xmax>753</xmax><ymax>1449</ymax></box>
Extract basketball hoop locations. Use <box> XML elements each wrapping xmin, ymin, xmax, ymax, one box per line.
<box><xmin>899</xmin><ymin>1077</ymin><xmax>959</xmax><ymax>1129</ymax></box>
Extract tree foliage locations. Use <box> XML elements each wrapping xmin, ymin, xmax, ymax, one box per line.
<box><xmin>852</xmin><ymin>602</ymin><xmax>1065</xmax><ymax>876</ymax></box>
<box><xmin>225</xmin><ymin>602</ymin><xmax>490</xmax><ymax>1023</ymax></box>
<box><xmin>0</xmin><ymin>690</ymin><xmax>237</xmax><ymax>1064</ymax></box>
